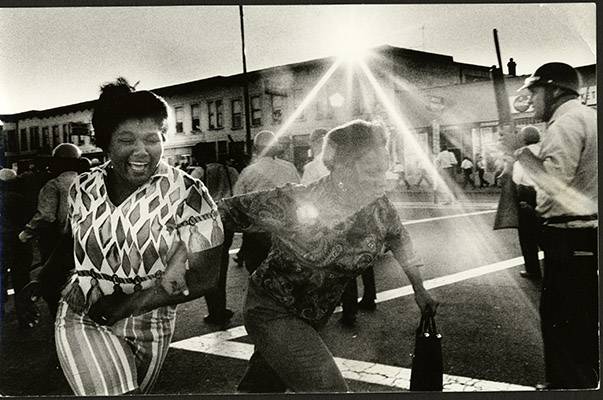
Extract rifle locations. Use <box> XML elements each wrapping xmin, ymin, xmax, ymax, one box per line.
<box><xmin>491</xmin><ymin>28</ymin><xmax>520</xmax><ymax>230</ymax></box>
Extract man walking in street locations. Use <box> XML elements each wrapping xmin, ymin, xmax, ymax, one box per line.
<box><xmin>234</xmin><ymin>131</ymin><xmax>300</xmax><ymax>274</ymax></box>
<box><xmin>301</xmin><ymin>128</ymin><xmax>329</xmax><ymax>185</ymax></box>
<box><xmin>435</xmin><ymin>146</ymin><xmax>458</xmax><ymax>203</ymax></box>
<box><xmin>460</xmin><ymin>156</ymin><xmax>476</xmax><ymax>189</ymax></box>
<box><xmin>500</xmin><ymin>62</ymin><xmax>598</xmax><ymax>389</ymax></box>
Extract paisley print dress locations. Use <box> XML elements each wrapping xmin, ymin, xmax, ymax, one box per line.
<box><xmin>219</xmin><ymin>176</ymin><xmax>421</xmax><ymax>325</ymax></box>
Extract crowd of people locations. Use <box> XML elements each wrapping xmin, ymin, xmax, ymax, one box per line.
<box><xmin>0</xmin><ymin>60</ymin><xmax>598</xmax><ymax>394</ymax></box>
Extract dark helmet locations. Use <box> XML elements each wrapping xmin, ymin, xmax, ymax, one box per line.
<box><xmin>518</xmin><ymin>62</ymin><xmax>580</xmax><ymax>95</ymax></box>
<box><xmin>52</xmin><ymin>143</ymin><xmax>82</xmax><ymax>159</ymax></box>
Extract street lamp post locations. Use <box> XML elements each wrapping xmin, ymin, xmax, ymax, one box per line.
<box><xmin>239</xmin><ymin>5</ymin><xmax>252</xmax><ymax>156</ymax></box>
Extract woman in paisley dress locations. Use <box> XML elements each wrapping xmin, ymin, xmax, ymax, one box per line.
<box><xmin>219</xmin><ymin>119</ymin><xmax>439</xmax><ymax>392</ymax></box>
<box><xmin>52</xmin><ymin>78</ymin><xmax>224</xmax><ymax>395</ymax></box>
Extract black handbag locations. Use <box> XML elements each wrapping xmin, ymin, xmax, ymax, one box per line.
<box><xmin>409</xmin><ymin>313</ymin><xmax>443</xmax><ymax>391</ymax></box>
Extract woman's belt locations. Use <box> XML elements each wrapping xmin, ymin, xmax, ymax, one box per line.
<box><xmin>76</xmin><ymin>269</ymin><xmax>163</xmax><ymax>285</ymax></box>
<box><xmin>543</xmin><ymin>214</ymin><xmax>598</xmax><ymax>225</ymax></box>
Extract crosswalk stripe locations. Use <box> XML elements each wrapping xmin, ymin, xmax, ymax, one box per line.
<box><xmin>171</xmin><ymin>253</ymin><xmax>542</xmax><ymax>391</ymax></box>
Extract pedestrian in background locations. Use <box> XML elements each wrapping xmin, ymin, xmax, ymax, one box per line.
<box><xmin>475</xmin><ymin>154</ymin><xmax>489</xmax><ymax>188</ymax></box>
<box><xmin>501</xmin><ymin>62</ymin><xmax>597</xmax><ymax>389</ymax></box>
<box><xmin>233</xmin><ymin>130</ymin><xmax>300</xmax><ymax>275</ymax></box>
<box><xmin>301</xmin><ymin>127</ymin><xmax>329</xmax><ymax>185</ymax></box>
<box><xmin>512</xmin><ymin>126</ymin><xmax>542</xmax><ymax>280</ymax></box>
<box><xmin>0</xmin><ymin>168</ymin><xmax>37</xmax><ymax>329</ymax></box>
<box><xmin>435</xmin><ymin>146</ymin><xmax>458</xmax><ymax>203</ymax></box>
<box><xmin>460</xmin><ymin>156</ymin><xmax>475</xmax><ymax>189</ymax></box>
<box><xmin>218</xmin><ymin>120</ymin><xmax>438</xmax><ymax>392</ymax></box>
<box><xmin>191</xmin><ymin>145</ymin><xmax>239</xmax><ymax>326</ymax></box>
<box><xmin>19</xmin><ymin>144</ymin><xmax>86</xmax><ymax>280</ymax></box>
<box><xmin>41</xmin><ymin>77</ymin><xmax>223</xmax><ymax>395</ymax></box>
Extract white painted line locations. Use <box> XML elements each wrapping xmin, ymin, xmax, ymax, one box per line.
<box><xmin>171</xmin><ymin>253</ymin><xmax>542</xmax><ymax>392</ymax></box>
<box><xmin>171</xmin><ymin>330</ymin><xmax>533</xmax><ymax>392</ymax></box>
<box><xmin>331</xmin><ymin>252</ymin><xmax>544</xmax><ymax>313</ymax></box>
<box><xmin>392</xmin><ymin>201</ymin><xmax>497</xmax><ymax>210</ymax></box>
<box><xmin>227</xmin><ymin>209</ymin><xmax>496</xmax><ymax>255</ymax></box>
<box><xmin>403</xmin><ymin>210</ymin><xmax>496</xmax><ymax>225</ymax></box>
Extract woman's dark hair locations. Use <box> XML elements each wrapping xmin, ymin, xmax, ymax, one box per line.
<box><xmin>321</xmin><ymin>120</ymin><xmax>388</xmax><ymax>171</ymax></box>
<box><xmin>91</xmin><ymin>77</ymin><xmax>169</xmax><ymax>151</ymax></box>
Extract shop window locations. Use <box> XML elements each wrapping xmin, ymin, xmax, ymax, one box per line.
<box><xmin>217</xmin><ymin>140</ymin><xmax>228</xmax><ymax>162</ymax></box>
<box><xmin>175</xmin><ymin>106</ymin><xmax>184</xmax><ymax>133</ymax></box>
<box><xmin>251</xmin><ymin>95</ymin><xmax>262</xmax><ymax>126</ymax></box>
<box><xmin>231</xmin><ymin>99</ymin><xmax>242</xmax><ymax>129</ymax></box>
<box><xmin>191</xmin><ymin>103</ymin><xmax>200</xmax><ymax>131</ymax></box>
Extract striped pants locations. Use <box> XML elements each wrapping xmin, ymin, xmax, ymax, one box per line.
<box><xmin>55</xmin><ymin>300</ymin><xmax>176</xmax><ymax>395</ymax></box>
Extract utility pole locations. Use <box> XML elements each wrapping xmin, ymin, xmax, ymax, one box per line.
<box><xmin>239</xmin><ymin>5</ymin><xmax>252</xmax><ymax>156</ymax></box>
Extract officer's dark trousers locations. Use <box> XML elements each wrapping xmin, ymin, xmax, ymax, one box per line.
<box><xmin>516</xmin><ymin>185</ymin><xmax>541</xmax><ymax>277</ymax></box>
<box><xmin>539</xmin><ymin>226</ymin><xmax>599</xmax><ymax>388</ymax></box>
<box><xmin>205</xmin><ymin>229</ymin><xmax>234</xmax><ymax>317</ymax></box>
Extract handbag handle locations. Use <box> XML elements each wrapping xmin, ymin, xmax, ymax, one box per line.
<box><xmin>419</xmin><ymin>314</ymin><xmax>439</xmax><ymax>336</ymax></box>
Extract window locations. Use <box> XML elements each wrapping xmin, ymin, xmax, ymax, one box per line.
<box><xmin>293</xmin><ymin>89</ymin><xmax>305</xmax><ymax>120</ymax></box>
<box><xmin>216</xmin><ymin>100</ymin><xmax>223</xmax><ymax>129</ymax></box>
<box><xmin>271</xmin><ymin>94</ymin><xmax>285</xmax><ymax>123</ymax></box>
<box><xmin>52</xmin><ymin>125</ymin><xmax>60</xmax><ymax>147</ymax></box>
<box><xmin>251</xmin><ymin>95</ymin><xmax>262</xmax><ymax>126</ymax></box>
<box><xmin>191</xmin><ymin>104</ymin><xmax>200</xmax><ymax>131</ymax></box>
<box><xmin>5</xmin><ymin>130</ymin><xmax>18</xmax><ymax>152</ymax></box>
<box><xmin>175</xmin><ymin>106</ymin><xmax>184</xmax><ymax>133</ymax></box>
<box><xmin>20</xmin><ymin>128</ymin><xmax>28</xmax><ymax>151</ymax></box>
<box><xmin>231</xmin><ymin>99</ymin><xmax>242</xmax><ymax>129</ymax></box>
<box><xmin>208</xmin><ymin>100</ymin><xmax>223</xmax><ymax>129</ymax></box>
<box><xmin>30</xmin><ymin>127</ymin><xmax>40</xmax><ymax>150</ymax></box>
<box><xmin>42</xmin><ymin>127</ymin><xmax>50</xmax><ymax>148</ymax></box>
<box><xmin>62</xmin><ymin>124</ymin><xmax>70</xmax><ymax>143</ymax></box>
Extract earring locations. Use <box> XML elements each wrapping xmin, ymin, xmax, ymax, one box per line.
<box><xmin>338</xmin><ymin>181</ymin><xmax>347</xmax><ymax>192</ymax></box>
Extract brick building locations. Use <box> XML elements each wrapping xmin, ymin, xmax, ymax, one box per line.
<box><xmin>1</xmin><ymin>44</ymin><xmax>491</xmax><ymax>171</ymax></box>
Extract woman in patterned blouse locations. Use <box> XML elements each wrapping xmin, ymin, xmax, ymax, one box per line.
<box><xmin>218</xmin><ymin>120</ymin><xmax>439</xmax><ymax>392</ymax></box>
<box><xmin>52</xmin><ymin>78</ymin><xmax>224</xmax><ymax>395</ymax></box>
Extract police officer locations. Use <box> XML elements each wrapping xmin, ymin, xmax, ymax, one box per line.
<box><xmin>500</xmin><ymin>62</ymin><xmax>597</xmax><ymax>389</ymax></box>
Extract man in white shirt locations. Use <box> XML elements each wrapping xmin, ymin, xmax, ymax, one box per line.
<box><xmin>234</xmin><ymin>131</ymin><xmax>300</xmax><ymax>274</ymax></box>
<box><xmin>460</xmin><ymin>157</ymin><xmax>475</xmax><ymax>189</ymax></box>
<box><xmin>301</xmin><ymin>128</ymin><xmax>329</xmax><ymax>185</ymax></box>
<box><xmin>435</xmin><ymin>147</ymin><xmax>458</xmax><ymax>202</ymax></box>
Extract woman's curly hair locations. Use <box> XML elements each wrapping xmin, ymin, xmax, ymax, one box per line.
<box><xmin>91</xmin><ymin>77</ymin><xmax>169</xmax><ymax>151</ymax></box>
<box><xmin>321</xmin><ymin>120</ymin><xmax>388</xmax><ymax>171</ymax></box>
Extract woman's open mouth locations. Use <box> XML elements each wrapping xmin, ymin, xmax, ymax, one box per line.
<box><xmin>129</xmin><ymin>161</ymin><xmax>148</xmax><ymax>173</ymax></box>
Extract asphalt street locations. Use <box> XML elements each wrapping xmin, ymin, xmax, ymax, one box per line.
<box><xmin>0</xmin><ymin>195</ymin><xmax>552</xmax><ymax>395</ymax></box>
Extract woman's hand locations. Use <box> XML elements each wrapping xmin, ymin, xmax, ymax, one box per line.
<box><xmin>88</xmin><ymin>290</ymin><xmax>132</xmax><ymax>326</ymax></box>
<box><xmin>414</xmin><ymin>287</ymin><xmax>439</xmax><ymax>316</ymax></box>
<box><xmin>160</xmin><ymin>239</ymin><xmax>189</xmax><ymax>296</ymax></box>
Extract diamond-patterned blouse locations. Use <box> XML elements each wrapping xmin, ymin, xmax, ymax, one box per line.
<box><xmin>62</xmin><ymin>161</ymin><xmax>223</xmax><ymax>314</ymax></box>
<box><xmin>219</xmin><ymin>176</ymin><xmax>422</xmax><ymax>325</ymax></box>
